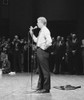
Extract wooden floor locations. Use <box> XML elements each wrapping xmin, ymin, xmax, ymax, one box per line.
<box><xmin>0</xmin><ymin>73</ymin><xmax>84</xmax><ymax>100</ymax></box>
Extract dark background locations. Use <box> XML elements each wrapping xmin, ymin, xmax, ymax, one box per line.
<box><xmin>0</xmin><ymin>0</ymin><xmax>84</xmax><ymax>38</ymax></box>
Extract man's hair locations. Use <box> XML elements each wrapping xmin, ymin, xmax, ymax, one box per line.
<box><xmin>37</xmin><ymin>17</ymin><xmax>47</xmax><ymax>26</ymax></box>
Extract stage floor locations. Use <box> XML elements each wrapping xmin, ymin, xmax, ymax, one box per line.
<box><xmin>0</xmin><ymin>73</ymin><xmax>84</xmax><ymax>100</ymax></box>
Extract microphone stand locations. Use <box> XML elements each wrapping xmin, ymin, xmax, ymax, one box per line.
<box><xmin>28</xmin><ymin>29</ymin><xmax>35</xmax><ymax>90</ymax></box>
<box><xmin>28</xmin><ymin>30</ymin><xmax>33</xmax><ymax>90</ymax></box>
<box><xmin>31</xmin><ymin>32</ymin><xmax>34</xmax><ymax>90</ymax></box>
<box><xmin>27</xmin><ymin>31</ymin><xmax>30</xmax><ymax>73</ymax></box>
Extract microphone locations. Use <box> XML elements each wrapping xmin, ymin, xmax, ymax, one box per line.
<box><xmin>33</xmin><ymin>26</ymin><xmax>37</xmax><ymax>29</ymax></box>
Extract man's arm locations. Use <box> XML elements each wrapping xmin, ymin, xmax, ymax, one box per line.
<box><xmin>29</xmin><ymin>26</ymin><xmax>37</xmax><ymax>43</ymax></box>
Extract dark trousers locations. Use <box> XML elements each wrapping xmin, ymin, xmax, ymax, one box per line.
<box><xmin>37</xmin><ymin>48</ymin><xmax>50</xmax><ymax>90</ymax></box>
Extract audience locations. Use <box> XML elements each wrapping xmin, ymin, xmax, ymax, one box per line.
<box><xmin>0</xmin><ymin>33</ymin><xmax>83</xmax><ymax>75</ymax></box>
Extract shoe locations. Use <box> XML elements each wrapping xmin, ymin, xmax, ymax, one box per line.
<box><xmin>9</xmin><ymin>72</ymin><xmax>16</xmax><ymax>75</ymax></box>
<box><xmin>36</xmin><ymin>89</ymin><xmax>50</xmax><ymax>93</ymax></box>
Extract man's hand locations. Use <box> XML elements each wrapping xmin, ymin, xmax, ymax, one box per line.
<box><xmin>29</xmin><ymin>26</ymin><xmax>33</xmax><ymax>36</ymax></box>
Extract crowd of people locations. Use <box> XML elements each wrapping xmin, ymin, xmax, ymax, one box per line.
<box><xmin>0</xmin><ymin>35</ymin><xmax>30</xmax><ymax>74</ymax></box>
<box><xmin>50</xmin><ymin>33</ymin><xmax>83</xmax><ymax>75</ymax></box>
<box><xmin>0</xmin><ymin>32</ymin><xmax>84</xmax><ymax>75</ymax></box>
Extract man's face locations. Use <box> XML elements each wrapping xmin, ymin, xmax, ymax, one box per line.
<box><xmin>15</xmin><ymin>35</ymin><xmax>18</xmax><ymax>39</ymax></box>
<box><xmin>37</xmin><ymin>20</ymin><xmax>43</xmax><ymax>28</ymax></box>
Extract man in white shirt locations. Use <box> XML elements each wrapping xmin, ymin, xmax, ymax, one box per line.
<box><xmin>30</xmin><ymin>17</ymin><xmax>52</xmax><ymax>93</ymax></box>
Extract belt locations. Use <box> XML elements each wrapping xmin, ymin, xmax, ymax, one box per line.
<box><xmin>37</xmin><ymin>47</ymin><xmax>49</xmax><ymax>53</ymax></box>
<box><xmin>37</xmin><ymin>47</ymin><xmax>43</xmax><ymax>51</ymax></box>
<box><xmin>37</xmin><ymin>47</ymin><xmax>40</xmax><ymax>49</ymax></box>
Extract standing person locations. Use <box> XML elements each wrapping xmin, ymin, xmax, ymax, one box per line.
<box><xmin>66</xmin><ymin>33</ymin><xmax>80</xmax><ymax>74</ymax></box>
<box><xmin>53</xmin><ymin>36</ymin><xmax>66</xmax><ymax>74</ymax></box>
<box><xmin>29</xmin><ymin>17</ymin><xmax>52</xmax><ymax>93</ymax></box>
<box><xmin>11</xmin><ymin>35</ymin><xmax>21</xmax><ymax>74</ymax></box>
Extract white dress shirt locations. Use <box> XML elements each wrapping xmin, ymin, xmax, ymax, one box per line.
<box><xmin>32</xmin><ymin>26</ymin><xmax>52</xmax><ymax>50</ymax></box>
